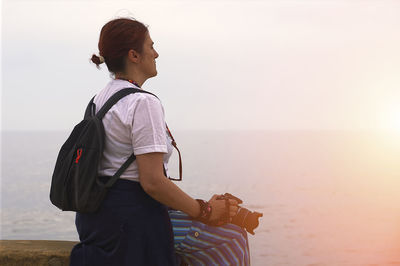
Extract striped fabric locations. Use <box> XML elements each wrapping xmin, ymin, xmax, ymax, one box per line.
<box><xmin>168</xmin><ymin>210</ymin><xmax>251</xmax><ymax>266</ymax></box>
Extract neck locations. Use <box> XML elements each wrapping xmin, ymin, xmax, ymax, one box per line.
<box><xmin>115</xmin><ymin>71</ymin><xmax>146</xmax><ymax>87</ymax></box>
<box><xmin>115</xmin><ymin>77</ymin><xmax>141</xmax><ymax>88</ymax></box>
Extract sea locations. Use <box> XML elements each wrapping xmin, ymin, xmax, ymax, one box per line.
<box><xmin>1</xmin><ymin>130</ymin><xmax>400</xmax><ymax>266</ymax></box>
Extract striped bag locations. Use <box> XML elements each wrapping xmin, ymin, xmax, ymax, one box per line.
<box><xmin>168</xmin><ymin>210</ymin><xmax>251</xmax><ymax>266</ymax></box>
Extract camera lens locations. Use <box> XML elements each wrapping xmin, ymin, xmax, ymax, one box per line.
<box><xmin>231</xmin><ymin>207</ymin><xmax>263</xmax><ymax>235</ymax></box>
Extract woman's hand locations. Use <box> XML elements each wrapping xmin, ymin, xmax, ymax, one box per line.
<box><xmin>208</xmin><ymin>194</ymin><xmax>239</xmax><ymax>222</ymax></box>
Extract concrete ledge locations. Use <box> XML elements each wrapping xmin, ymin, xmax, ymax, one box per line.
<box><xmin>0</xmin><ymin>240</ymin><xmax>78</xmax><ymax>266</ymax></box>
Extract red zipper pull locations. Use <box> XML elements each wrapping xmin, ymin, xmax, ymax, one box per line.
<box><xmin>75</xmin><ymin>148</ymin><xmax>83</xmax><ymax>163</ymax></box>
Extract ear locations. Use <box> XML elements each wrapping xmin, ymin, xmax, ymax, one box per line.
<box><xmin>127</xmin><ymin>49</ymin><xmax>140</xmax><ymax>63</ymax></box>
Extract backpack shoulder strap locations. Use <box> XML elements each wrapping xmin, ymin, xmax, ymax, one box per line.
<box><xmin>84</xmin><ymin>96</ymin><xmax>96</xmax><ymax>119</ymax></box>
<box><xmin>101</xmin><ymin>153</ymin><xmax>137</xmax><ymax>188</ymax></box>
<box><xmin>96</xmin><ymin>87</ymin><xmax>157</xmax><ymax>119</ymax></box>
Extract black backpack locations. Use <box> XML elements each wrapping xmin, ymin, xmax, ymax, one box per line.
<box><xmin>50</xmin><ymin>87</ymin><xmax>155</xmax><ymax>213</ymax></box>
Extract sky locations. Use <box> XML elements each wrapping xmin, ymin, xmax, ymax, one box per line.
<box><xmin>2</xmin><ymin>0</ymin><xmax>400</xmax><ymax>131</ymax></box>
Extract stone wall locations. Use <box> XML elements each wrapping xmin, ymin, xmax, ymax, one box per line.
<box><xmin>0</xmin><ymin>240</ymin><xmax>78</xmax><ymax>266</ymax></box>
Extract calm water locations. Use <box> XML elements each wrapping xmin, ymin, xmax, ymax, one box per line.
<box><xmin>1</xmin><ymin>130</ymin><xmax>400</xmax><ymax>265</ymax></box>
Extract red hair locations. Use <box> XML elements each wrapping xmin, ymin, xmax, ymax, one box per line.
<box><xmin>91</xmin><ymin>18</ymin><xmax>148</xmax><ymax>73</ymax></box>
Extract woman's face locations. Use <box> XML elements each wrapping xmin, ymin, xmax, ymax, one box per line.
<box><xmin>139</xmin><ymin>32</ymin><xmax>159</xmax><ymax>79</ymax></box>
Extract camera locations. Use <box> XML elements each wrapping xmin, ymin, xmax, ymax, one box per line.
<box><xmin>217</xmin><ymin>193</ymin><xmax>263</xmax><ymax>235</ymax></box>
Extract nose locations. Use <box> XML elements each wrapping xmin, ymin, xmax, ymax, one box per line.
<box><xmin>154</xmin><ymin>49</ymin><xmax>159</xmax><ymax>59</ymax></box>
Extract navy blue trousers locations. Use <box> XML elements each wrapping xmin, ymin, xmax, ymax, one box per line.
<box><xmin>70</xmin><ymin>178</ymin><xmax>177</xmax><ymax>266</ymax></box>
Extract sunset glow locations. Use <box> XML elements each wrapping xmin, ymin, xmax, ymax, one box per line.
<box><xmin>390</xmin><ymin>110</ymin><xmax>400</xmax><ymax>132</ymax></box>
<box><xmin>379</xmin><ymin>104</ymin><xmax>400</xmax><ymax>133</ymax></box>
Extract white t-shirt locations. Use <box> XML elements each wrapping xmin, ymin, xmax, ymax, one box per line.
<box><xmin>93</xmin><ymin>79</ymin><xmax>173</xmax><ymax>182</ymax></box>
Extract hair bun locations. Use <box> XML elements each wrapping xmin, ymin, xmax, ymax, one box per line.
<box><xmin>91</xmin><ymin>54</ymin><xmax>105</xmax><ymax>67</ymax></box>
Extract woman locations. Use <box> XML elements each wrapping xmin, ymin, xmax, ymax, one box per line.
<box><xmin>69</xmin><ymin>17</ymin><xmax>239</xmax><ymax>266</ymax></box>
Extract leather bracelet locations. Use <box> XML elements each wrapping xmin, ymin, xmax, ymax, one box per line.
<box><xmin>194</xmin><ymin>199</ymin><xmax>212</xmax><ymax>223</ymax></box>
